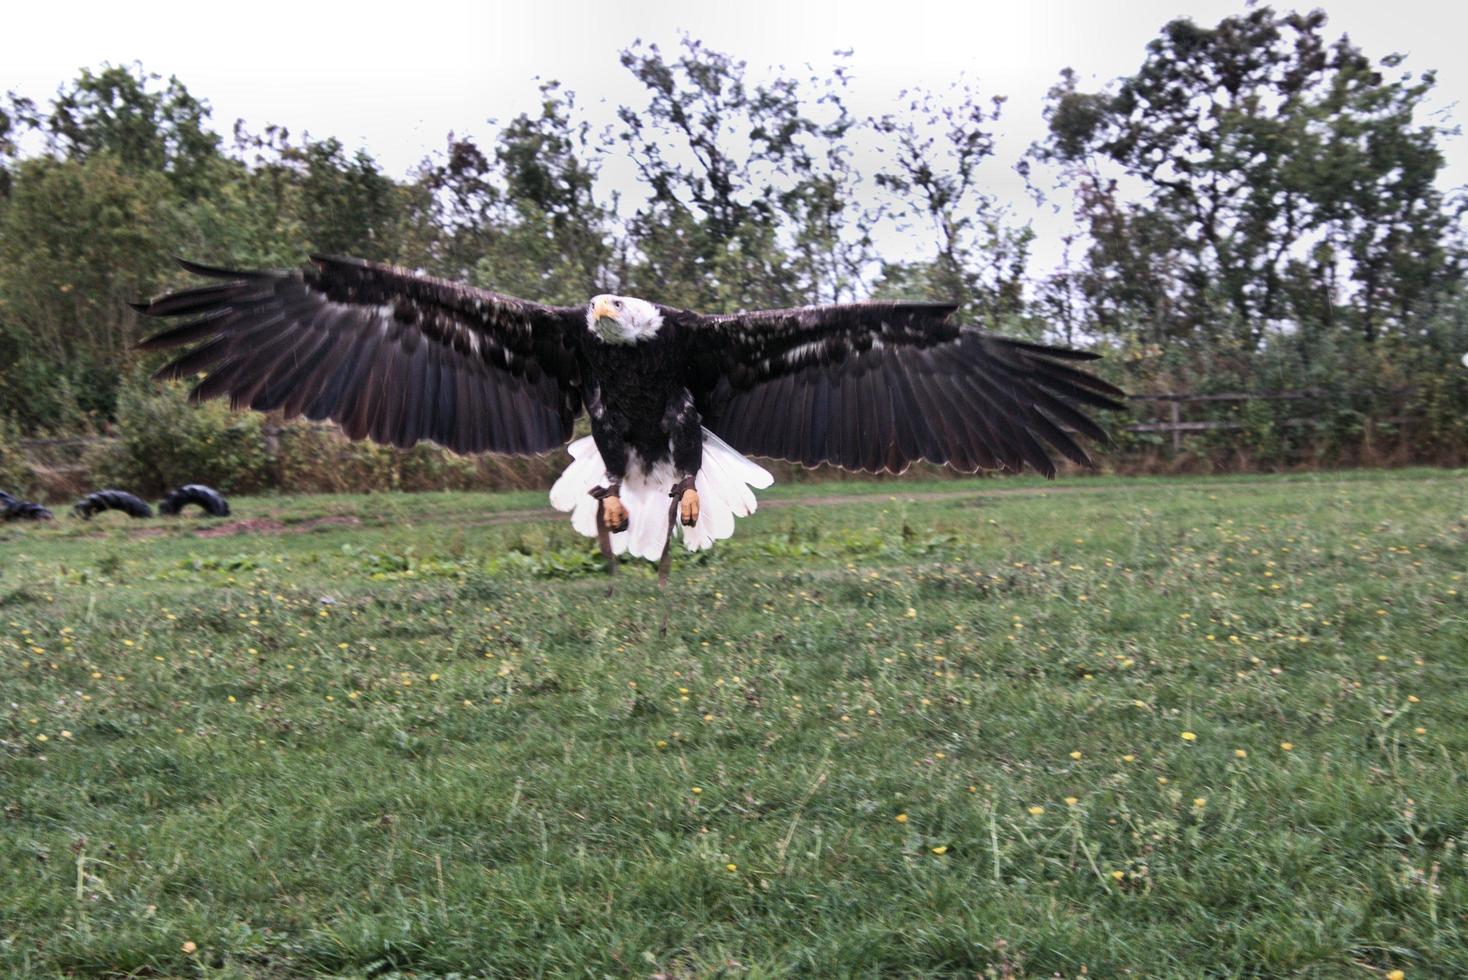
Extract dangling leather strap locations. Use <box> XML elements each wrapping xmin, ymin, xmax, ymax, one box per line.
<box><xmin>589</xmin><ymin>482</ymin><xmax>622</xmax><ymax>589</ymax></box>
<box><xmin>657</xmin><ymin>475</ymin><xmax>698</xmax><ymax>635</ymax></box>
<box><xmin>658</xmin><ymin>475</ymin><xmax>697</xmax><ymax>587</ymax></box>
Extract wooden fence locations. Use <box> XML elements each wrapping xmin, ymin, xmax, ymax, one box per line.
<box><xmin>1124</xmin><ymin>389</ymin><xmax>1412</xmax><ymax>453</ymax></box>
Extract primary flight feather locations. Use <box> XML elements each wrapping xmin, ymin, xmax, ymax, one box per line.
<box><xmin>135</xmin><ymin>255</ymin><xmax>1125</xmax><ymax>560</ymax></box>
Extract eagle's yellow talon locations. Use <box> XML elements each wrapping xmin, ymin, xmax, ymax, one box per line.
<box><xmin>680</xmin><ymin>488</ymin><xmax>699</xmax><ymax>527</ymax></box>
<box><xmin>602</xmin><ymin>495</ymin><xmax>629</xmax><ymax>532</ymax></box>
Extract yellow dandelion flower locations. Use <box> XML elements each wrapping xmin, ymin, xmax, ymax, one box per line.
<box><xmin>181</xmin><ymin>941</ymin><xmax>198</xmax><ymax>955</ymax></box>
<box><xmin>691</xmin><ymin>787</ymin><xmax>702</xmax><ymax>795</ymax></box>
<box><xmin>895</xmin><ymin>813</ymin><xmax>908</xmax><ymax>824</ymax></box>
<box><xmin>1181</xmin><ymin>731</ymin><xmax>1197</xmax><ymax>742</ymax></box>
<box><xmin>1193</xmin><ymin>797</ymin><xmax>1207</xmax><ymax>808</ymax></box>
<box><xmin>1064</xmin><ymin>796</ymin><xmax>1079</xmax><ymax>806</ymax></box>
<box><xmin>1121</xmin><ymin>754</ymin><xmax>1136</xmax><ymax>763</ymax></box>
<box><xmin>1234</xmin><ymin>749</ymin><xmax>1247</xmax><ymax>759</ymax></box>
<box><xmin>1027</xmin><ymin>805</ymin><xmax>1045</xmax><ymax>816</ymax></box>
<box><xmin>1407</xmin><ymin>695</ymin><xmax>1419</xmax><ymax>703</ymax></box>
<box><xmin>1280</xmin><ymin>741</ymin><xmax>1294</xmax><ymax>751</ymax></box>
<box><xmin>1387</xmin><ymin>970</ymin><xmax>1404</xmax><ymax>980</ymax></box>
<box><xmin>930</xmin><ymin>845</ymin><xmax>948</xmax><ymax>855</ymax></box>
<box><xmin>725</xmin><ymin>863</ymin><xmax>737</xmax><ymax>872</ymax></box>
<box><xmin>1110</xmin><ymin>869</ymin><xmax>1125</xmax><ymax>881</ymax></box>
<box><xmin>1069</xmin><ymin>751</ymin><xmax>1082</xmax><ymax>760</ymax></box>
<box><xmin>1414</xmin><ymin>726</ymin><xmax>1426</xmax><ymax>735</ymax></box>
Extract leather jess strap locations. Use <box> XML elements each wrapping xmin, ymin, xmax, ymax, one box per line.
<box><xmin>659</xmin><ymin>475</ymin><xmax>697</xmax><ymax>587</ymax></box>
<box><xmin>587</xmin><ymin>476</ymin><xmax>696</xmax><ymax>600</ymax></box>
<box><xmin>588</xmin><ymin>482</ymin><xmax>623</xmax><ymax>585</ymax></box>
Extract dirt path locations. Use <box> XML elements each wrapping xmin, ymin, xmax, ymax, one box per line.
<box><xmin>400</xmin><ymin>474</ymin><xmax>1391</xmax><ymax>533</ymax></box>
<box><xmin>106</xmin><ymin>471</ymin><xmax>1437</xmax><ymax>540</ymax></box>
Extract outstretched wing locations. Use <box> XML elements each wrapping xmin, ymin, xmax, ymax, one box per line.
<box><xmin>135</xmin><ymin>256</ymin><xmax>586</xmax><ymax>455</ymax></box>
<box><xmin>682</xmin><ymin>301</ymin><xmax>1125</xmax><ymax>476</ymax></box>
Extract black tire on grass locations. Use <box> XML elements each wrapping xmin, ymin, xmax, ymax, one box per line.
<box><xmin>72</xmin><ymin>489</ymin><xmax>154</xmax><ymax>520</ymax></box>
<box><xmin>157</xmin><ymin>484</ymin><xmax>231</xmax><ymax>517</ymax></box>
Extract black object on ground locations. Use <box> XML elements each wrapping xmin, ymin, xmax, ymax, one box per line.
<box><xmin>73</xmin><ymin>489</ymin><xmax>154</xmax><ymax>520</ymax></box>
<box><xmin>158</xmin><ymin>484</ymin><xmax>231</xmax><ymax>517</ymax></box>
<box><xmin>2</xmin><ymin>491</ymin><xmax>54</xmax><ymax>521</ymax></box>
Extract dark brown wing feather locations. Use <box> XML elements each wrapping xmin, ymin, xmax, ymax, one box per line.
<box><xmin>682</xmin><ymin>301</ymin><xmax>1125</xmax><ymax>477</ymax></box>
<box><xmin>135</xmin><ymin>256</ymin><xmax>586</xmax><ymax>455</ymax></box>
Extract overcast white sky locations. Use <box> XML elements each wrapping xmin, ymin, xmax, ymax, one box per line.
<box><xmin>9</xmin><ymin>0</ymin><xmax>1466</xmax><ymax>278</ymax></box>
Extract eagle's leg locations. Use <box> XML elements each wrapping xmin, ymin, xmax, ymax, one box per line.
<box><xmin>588</xmin><ymin>402</ymin><xmax>631</xmax><ymax>532</ymax></box>
<box><xmin>600</xmin><ymin>494</ymin><xmax>629</xmax><ymax>533</ymax></box>
<box><xmin>669</xmin><ymin>475</ymin><xmax>697</xmax><ymax>524</ymax></box>
<box><xmin>589</xmin><ymin>481</ymin><xmax>622</xmax><ymax>594</ymax></box>
<box><xmin>679</xmin><ymin>486</ymin><xmax>699</xmax><ymax>527</ymax></box>
<box><xmin>667</xmin><ymin>391</ymin><xmax>703</xmax><ymax>528</ymax></box>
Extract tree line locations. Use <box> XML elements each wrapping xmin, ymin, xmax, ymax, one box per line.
<box><xmin>1</xmin><ymin>7</ymin><xmax>1464</xmax><ymax>475</ymax></box>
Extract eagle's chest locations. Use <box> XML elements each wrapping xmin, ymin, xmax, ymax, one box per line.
<box><xmin>583</xmin><ymin>331</ymin><xmax>686</xmax><ymax>425</ymax></box>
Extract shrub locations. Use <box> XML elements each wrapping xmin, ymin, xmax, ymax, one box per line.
<box><xmin>92</xmin><ymin>377</ymin><xmax>272</xmax><ymax>496</ymax></box>
<box><xmin>0</xmin><ymin>415</ymin><xmax>37</xmax><ymax>497</ymax></box>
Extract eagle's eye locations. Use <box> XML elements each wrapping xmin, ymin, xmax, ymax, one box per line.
<box><xmin>613</xmin><ymin>299</ymin><xmax>624</xmax><ymax>309</ymax></box>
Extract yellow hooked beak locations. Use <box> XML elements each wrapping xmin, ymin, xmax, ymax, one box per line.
<box><xmin>592</xmin><ymin>297</ymin><xmax>619</xmax><ymax>322</ymax></box>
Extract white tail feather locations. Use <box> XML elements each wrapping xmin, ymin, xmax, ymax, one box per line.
<box><xmin>548</xmin><ymin>427</ymin><xmax>774</xmax><ymax>562</ymax></box>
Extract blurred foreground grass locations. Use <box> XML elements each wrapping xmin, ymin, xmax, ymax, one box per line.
<box><xmin>1</xmin><ymin>469</ymin><xmax>1465</xmax><ymax>976</ymax></box>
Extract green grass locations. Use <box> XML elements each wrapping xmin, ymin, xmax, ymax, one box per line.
<box><xmin>1</xmin><ymin>468</ymin><xmax>1465</xmax><ymax>977</ymax></box>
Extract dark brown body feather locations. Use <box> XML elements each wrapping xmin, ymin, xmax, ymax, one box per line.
<box><xmin>135</xmin><ymin>257</ymin><xmax>1125</xmax><ymax>479</ymax></box>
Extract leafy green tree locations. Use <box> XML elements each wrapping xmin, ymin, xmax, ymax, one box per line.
<box><xmin>0</xmin><ymin>93</ymin><xmax>39</xmax><ymax>198</ymax></box>
<box><xmin>412</xmin><ymin>83</ymin><xmax>615</xmax><ymax>302</ymax></box>
<box><xmin>1041</xmin><ymin>7</ymin><xmax>1462</xmax><ymax>348</ymax></box>
<box><xmin>1310</xmin><ymin>52</ymin><xmax>1463</xmax><ymax>341</ymax></box>
<box><xmin>0</xmin><ymin>68</ymin><xmax>416</xmax><ymax>432</ymax></box>
<box><xmin>870</xmin><ymin>83</ymin><xmax>1032</xmax><ymax>327</ymax></box>
<box><xmin>43</xmin><ymin>63</ymin><xmax>220</xmax><ymax>200</ymax></box>
<box><xmin>291</xmin><ymin>137</ymin><xmax>401</xmax><ymax>261</ymax></box>
<box><xmin>617</xmin><ymin>39</ymin><xmax>867</xmax><ymax>309</ymax></box>
<box><xmin>0</xmin><ymin>154</ymin><xmax>180</xmax><ymax>428</ymax></box>
<box><xmin>416</xmin><ymin>134</ymin><xmax>500</xmax><ymax>279</ymax></box>
<box><xmin>776</xmin><ymin>57</ymin><xmax>874</xmax><ymax>304</ymax></box>
<box><xmin>487</xmin><ymin>82</ymin><xmax>616</xmax><ymax>300</ymax></box>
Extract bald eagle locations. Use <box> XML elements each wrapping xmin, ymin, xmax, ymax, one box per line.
<box><xmin>135</xmin><ymin>256</ymin><xmax>1124</xmax><ymax>562</ymax></box>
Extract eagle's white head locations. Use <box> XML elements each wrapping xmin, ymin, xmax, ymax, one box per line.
<box><xmin>587</xmin><ymin>294</ymin><xmax>664</xmax><ymax>344</ymax></box>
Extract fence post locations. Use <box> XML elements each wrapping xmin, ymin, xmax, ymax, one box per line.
<box><xmin>1169</xmin><ymin>400</ymin><xmax>1182</xmax><ymax>455</ymax></box>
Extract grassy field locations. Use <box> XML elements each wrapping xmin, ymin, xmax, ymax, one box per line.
<box><xmin>1</xmin><ymin>468</ymin><xmax>1464</xmax><ymax>977</ymax></box>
